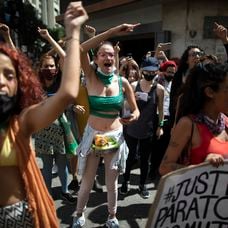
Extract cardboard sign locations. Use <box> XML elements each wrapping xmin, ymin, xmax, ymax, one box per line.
<box><xmin>146</xmin><ymin>161</ymin><xmax>228</xmax><ymax>228</ymax></box>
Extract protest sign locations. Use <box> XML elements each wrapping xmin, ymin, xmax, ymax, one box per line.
<box><xmin>146</xmin><ymin>161</ymin><xmax>228</xmax><ymax>228</ymax></box>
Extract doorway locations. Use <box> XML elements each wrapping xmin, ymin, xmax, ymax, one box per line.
<box><xmin>111</xmin><ymin>36</ymin><xmax>155</xmax><ymax>66</ymax></box>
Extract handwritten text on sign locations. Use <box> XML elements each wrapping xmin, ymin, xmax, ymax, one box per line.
<box><xmin>147</xmin><ymin>162</ymin><xmax>228</xmax><ymax>228</ymax></box>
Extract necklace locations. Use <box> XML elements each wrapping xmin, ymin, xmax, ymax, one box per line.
<box><xmin>194</xmin><ymin>113</ymin><xmax>226</xmax><ymax>135</ymax></box>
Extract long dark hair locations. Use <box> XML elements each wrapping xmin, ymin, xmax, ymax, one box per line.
<box><xmin>177</xmin><ymin>45</ymin><xmax>202</xmax><ymax>74</ymax></box>
<box><xmin>169</xmin><ymin>45</ymin><xmax>203</xmax><ymax>125</ymax></box>
<box><xmin>177</xmin><ymin>63</ymin><xmax>228</xmax><ymax>120</ymax></box>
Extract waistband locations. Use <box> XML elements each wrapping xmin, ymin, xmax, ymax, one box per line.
<box><xmin>90</xmin><ymin>110</ymin><xmax>120</xmax><ymax>119</ymax></box>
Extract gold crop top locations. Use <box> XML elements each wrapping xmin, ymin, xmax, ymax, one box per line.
<box><xmin>0</xmin><ymin>134</ymin><xmax>17</xmax><ymax>166</ymax></box>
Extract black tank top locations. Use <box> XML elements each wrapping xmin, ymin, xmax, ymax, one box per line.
<box><xmin>126</xmin><ymin>81</ymin><xmax>158</xmax><ymax>139</ymax></box>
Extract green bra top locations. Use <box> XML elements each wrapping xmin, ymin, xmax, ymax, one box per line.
<box><xmin>88</xmin><ymin>76</ymin><xmax>124</xmax><ymax>119</ymax></box>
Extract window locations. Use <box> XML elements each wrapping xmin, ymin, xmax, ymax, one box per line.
<box><xmin>203</xmin><ymin>16</ymin><xmax>228</xmax><ymax>39</ymax></box>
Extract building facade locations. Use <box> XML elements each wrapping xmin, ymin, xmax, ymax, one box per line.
<box><xmin>26</xmin><ymin>0</ymin><xmax>60</xmax><ymax>28</ymax></box>
<box><xmin>58</xmin><ymin>0</ymin><xmax>228</xmax><ymax>63</ymax></box>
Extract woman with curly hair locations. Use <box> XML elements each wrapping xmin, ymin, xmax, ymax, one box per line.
<box><xmin>160</xmin><ymin>62</ymin><xmax>228</xmax><ymax>175</ymax></box>
<box><xmin>0</xmin><ymin>2</ymin><xmax>88</xmax><ymax>227</ymax></box>
<box><xmin>169</xmin><ymin>45</ymin><xmax>204</xmax><ymax>127</ymax></box>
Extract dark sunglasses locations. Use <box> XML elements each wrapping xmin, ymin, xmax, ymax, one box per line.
<box><xmin>189</xmin><ymin>51</ymin><xmax>204</xmax><ymax>57</ymax></box>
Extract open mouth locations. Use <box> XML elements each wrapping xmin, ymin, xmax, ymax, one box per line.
<box><xmin>104</xmin><ymin>63</ymin><xmax>112</xmax><ymax>67</ymax></box>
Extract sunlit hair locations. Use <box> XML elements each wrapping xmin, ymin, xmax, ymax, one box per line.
<box><xmin>93</xmin><ymin>41</ymin><xmax>114</xmax><ymax>57</ymax></box>
<box><xmin>0</xmin><ymin>44</ymin><xmax>44</xmax><ymax>112</ymax></box>
<box><xmin>200</xmin><ymin>54</ymin><xmax>218</xmax><ymax>64</ymax></box>
<box><xmin>121</xmin><ymin>58</ymin><xmax>141</xmax><ymax>81</ymax></box>
<box><xmin>38</xmin><ymin>54</ymin><xmax>59</xmax><ymax>85</ymax></box>
<box><xmin>38</xmin><ymin>54</ymin><xmax>58</xmax><ymax>70</ymax></box>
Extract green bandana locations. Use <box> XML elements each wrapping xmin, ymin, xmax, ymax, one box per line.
<box><xmin>96</xmin><ymin>68</ymin><xmax>115</xmax><ymax>86</ymax></box>
<box><xmin>58</xmin><ymin>114</ymin><xmax>78</xmax><ymax>155</ymax></box>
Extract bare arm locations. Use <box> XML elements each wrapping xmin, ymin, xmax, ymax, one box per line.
<box><xmin>46</xmin><ymin>38</ymin><xmax>66</xmax><ymax>55</ymax></box>
<box><xmin>81</xmin><ymin>23</ymin><xmax>139</xmax><ymax>53</ymax></box>
<box><xmin>156</xmin><ymin>84</ymin><xmax>164</xmax><ymax>138</ymax></box>
<box><xmin>156</xmin><ymin>50</ymin><xmax>168</xmax><ymax>62</ymax></box>
<box><xmin>80</xmin><ymin>23</ymin><xmax>140</xmax><ymax>78</ymax></box>
<box><xmin>38</xmin><ymin>27</ymin><xmax>66</xmax><ymax>60</ymax></box>
<box><xmin>79</xmin><ymin>24</ymin><xmax>97</xmax><ymax>79</ymax></box>
<box><xmin>213</xmin><ymin>22</ymin><xmax>228</xmax><ymax>44</ymax></box>
<box><xmin>0</xmin><ymin>23</ymin><xmax>16</xmax><ymax>49</ymax></box>
<box><xmin>119</xmin><ymin>61</ymin><xmax>127</xmax><ymax>77</ymax></box>
<box><xmin>159</xmin><ymin>117</ymin><xmax>193</xmax><ymax>175</ymax></box>
<box><xmin>213</xmin><ymin>22</ymin><xmax>228</xmax><ymax>61</ymax></box>
<box><xmin>20</xmin><ymin>2</ymin><xmax>88</xmax><ymax>135</ymax></box>
<box><xmin>154</xmin><ymin>43</ymin><xmax>171</xmax><ymax>61</ymax></box>
<box><xmin>83</xmin><ymin>24</ymin><xmax>96</xmax><ymax>39</ymax></box>
<box><xmin>120</xmin><ymin>77</ymin><xmax>140</xmax><ymax>125</ymax></box>
<box><xmin>114</xmin><ymin>41</ymin><xmax>120</xmax><ymax>74</ymax></box>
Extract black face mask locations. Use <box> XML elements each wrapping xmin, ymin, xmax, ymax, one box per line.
<box><xmin>0</xmin><ymin>94</ymin><xmax>17</xmax><ymax>124</ymax></box>
<box><xmin>40</xmin><ymin>69</ymin><xmax>58</xmax><ymax>81</ymax></box>
<box><xmin>143</xmin><ymin>73</ymin><xmax>156</xmax><ymax>81</ymax></box>
<box><xmin>165</xmin><ymin>75</ymin><xmax>174</xmax><ymax>82</ymax></box>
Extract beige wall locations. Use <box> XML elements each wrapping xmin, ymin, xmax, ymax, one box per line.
<box><xmin>87</xmin><ymin>0</ymin><xmax>162</xmax><ymax>31</ymax></box>
<box><xmin>162</xmin><ymin>0</ymin><xmax>228</xmax><ymax>61</ymax></box>
<box><xmin>58</xmin><ymin>0</ymin><xmax>228</xmax><ymax>61</ymax></box>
